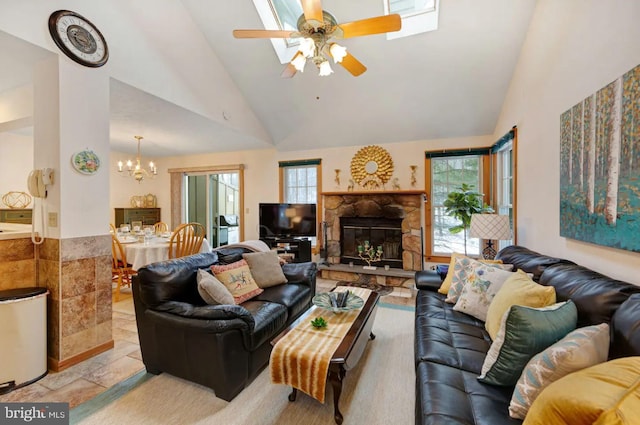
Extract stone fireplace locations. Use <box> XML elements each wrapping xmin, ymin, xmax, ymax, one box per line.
<box><xmin>322</xmin><ymin>191</ymin><xmax>424</xmax><ymax>271</ymax></box>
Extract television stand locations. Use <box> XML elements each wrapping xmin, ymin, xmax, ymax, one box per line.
<box><xmin>260</xmin><ymin>237</ymin><xmax>312</xmax><ymax>263</ymax></box>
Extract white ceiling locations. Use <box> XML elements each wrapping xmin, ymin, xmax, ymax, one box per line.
<box><xmin>0</xmin><ymin>0</ymin><xmax>537</xmax><ymax>157</ymax></box>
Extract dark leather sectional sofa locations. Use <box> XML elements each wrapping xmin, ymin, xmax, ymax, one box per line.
<box><xmin>413</xmin><ymin>245</ymin><xmax>640</xmax><ymax>425</ymax></box>
<box><xmin>132</xmin><ymin>247</ymin><xmax>317</xmax><ymax>401</ymax></box>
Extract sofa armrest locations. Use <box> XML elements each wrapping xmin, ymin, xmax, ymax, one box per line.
<box><xmin>415</xmin><ymin>270</ymin><xmax>443</xmax><ymax>292</ymax></box>
<box><xmin>154</xmin><ymin>301</ymin><xmax>255</xmax><ymax>331</ymax></box>
<box><xmin>282</xmin><ymin>262</ymin><xmax>317</xmax><ymax>290</ymax></box>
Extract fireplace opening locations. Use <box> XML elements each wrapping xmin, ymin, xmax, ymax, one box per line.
<box><xmin>340</xmin><ymin>217</ymin><xmax>403</xmax><ymax>268</ymax></box>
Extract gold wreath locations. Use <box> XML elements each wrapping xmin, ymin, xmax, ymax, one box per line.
<box><xmin>2</xmin><ymin>191</ymin><xmax>32</xmax><ymax>209</ymax></box>
<box><xmin>350</xmin><ymin>145</ymin><xmax>394</xmax><ymax>189</ymax></box>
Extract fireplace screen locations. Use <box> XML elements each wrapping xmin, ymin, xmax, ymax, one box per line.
<box><xmin>340</xmin><ymin>217</ymin><xmax>403</xmax><ymax>268</ymax></box>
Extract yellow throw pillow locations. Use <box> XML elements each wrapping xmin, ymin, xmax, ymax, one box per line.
<box><xmin>437</xmin><ymin>253</ymin><xmax>503</xmax><ymax>295</ymax></box>
<box><xmin>485</xmin><ymin>270</ymin><xmax>556</xmax><ymax>340</ymax></box>
<box><xmin>211</xmin><ymin>259</ymin><xmax>263</xmax><ymax>304</ymax></box>
<box><xmin>523</xmin><ymin>357</ymin><xmax>640</xmax><ymax>425</ymax></box>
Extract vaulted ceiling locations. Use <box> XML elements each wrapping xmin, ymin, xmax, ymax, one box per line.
<box><xmin>0</xmin><ymin>0</ymin><xmax>537</xmax><ymax>156</ymax></box>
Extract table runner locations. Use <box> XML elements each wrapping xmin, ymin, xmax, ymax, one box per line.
<box><xmin>270</xmin><ymin>286</ymin><xmax>372</xmax><ymax>403</ymax></box>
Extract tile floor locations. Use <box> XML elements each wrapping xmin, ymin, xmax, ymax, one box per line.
<box><xmin>0</xmin><ymin>277</ymin><xmax>416</xmax><ymax>408</ymax></box>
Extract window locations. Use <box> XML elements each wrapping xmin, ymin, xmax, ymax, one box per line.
<box><xmin>279</xmin><ymin>159</ymin><xmax>322</xmax><ymax>245</ymax></box>
<box><xmin>491</xmin><ymin>128</ymin><xmax>517</xmax><ymax>249</ymax></box>
<box><xmin>383</xmin><ymin>0</ymin><xmax>440</xmax><ymax>40</ymax></box>
<box><xmin>429</xmin><ymin>154</ymin><xmax>485</xmax><ymax>257</ymax></box>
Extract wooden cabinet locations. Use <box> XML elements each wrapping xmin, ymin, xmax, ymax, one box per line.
<box><xmin>114</xmin><ymin>208</ymin><xmax>161</xmax><ymax>227</ymax></box>
<box><xmin>0</xmin><ymin>209</ymin><xmax>32</xmax><ymax>224</ymax></box>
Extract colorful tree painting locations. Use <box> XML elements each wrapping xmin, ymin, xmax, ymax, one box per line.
<box><xmin>559</xmin><ymin>63</ymin><xmax>640</xmax><ymax>252</ymax></box>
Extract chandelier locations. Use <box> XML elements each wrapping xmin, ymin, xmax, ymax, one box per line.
<box><xmin>117</xmin><ymin>136</ymin><xmax>157</xmax><ymax>183</ymax></box>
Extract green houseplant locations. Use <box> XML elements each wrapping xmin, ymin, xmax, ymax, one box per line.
<box><xmin>443</xmin><ymin>183</ymin><xmax>493</xmax><ymax>255</ymax></box>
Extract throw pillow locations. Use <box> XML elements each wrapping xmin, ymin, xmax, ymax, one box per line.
<box><xmin>509</xmin><ymin>323</ymin><xmax>610</xmax><ymax>419</ymax></box>
<box><xmin>485</xmin><ymin>270</ymin><xmax>557</xmax><ymax>340</ymax></box>
<box><xmin>523</xmin><ymin>357</ymin><xmax>640</xmax><ymax>425</ymax></box>
<box><xmin>478</xmin><ymin>301</ymin><xmax>577</xmax><ymax>386</ymax></box>
<box><xmin>242</xmin><ymin>251</ymin><xmax>288</xmax><ymax>288</ymax></box>
<box><xmin>445</xmin><ymin>256</ymin><xmax>514</xmax><ymax>304</ymax></box>
<box><xmin>196</xmin><ymin>269</ymin><xmax>235</xmax><ymax>305</ymax></box>
<box><xmin>437</xmin><ymin>253</ymin><xmax>504</xmax><ymax>295</ymax></box>
<box><xmin>452</xmin><ymin>264</ymin><xmax>516</xmax><ymax>321</ymax></box>
<box><xmin>211</xmin><ymin>259</ymin><xmax>263</xmax><ymax>304</ymax></box>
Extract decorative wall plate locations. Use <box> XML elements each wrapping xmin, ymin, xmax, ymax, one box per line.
<box><xmin>350</xmin><ymin>145</ymin><xmax>394</xmax><ymax>190</ymax></box>
<box><xmin>71</xmin><ymin>150</ymin><xmax>101</xmax><ymax>174</ymax></box>
<box><xmin>2</xmin><ymin>191</ymin><xmax>32</xmax><ymax>209</ymax></box>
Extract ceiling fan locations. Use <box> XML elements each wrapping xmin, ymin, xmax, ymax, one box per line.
<box><xmin>233</xmin><ymin>0</ymin><xmax>401</xmax><ymax>78</ymax></box>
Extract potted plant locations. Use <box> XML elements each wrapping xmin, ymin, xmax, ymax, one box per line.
<box><xmin>443</xmin><ymin>183</ymin><xmax>493</xmax><ymax>255</ymax></box>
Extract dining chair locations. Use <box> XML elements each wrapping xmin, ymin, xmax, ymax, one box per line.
<box><xmin>153</xmin><ymin>221</ymin><xmax>169</xmax><ymax>234</ymax></box>
<box><xmin>109</xmin><ymin>223</ymin><xmax>116</xmax><ymax>234</ymax></box>
<box><xmin>111</xmin><ymin>234</ymin><xmax>136</xmax><ymax>301</ymax></box>
<box><xmin>169</xmin><ymin>222</ymin><xmax>206</xmax><ymax>259</ymax></box>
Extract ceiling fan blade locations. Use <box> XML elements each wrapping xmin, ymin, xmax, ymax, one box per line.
<box><xmin>281</xmin><ymin>63</ymin><xmax>297</xmax><ymax>79</ymax></box>
<box><xmin>233</xmin><ymin>29</ymin><xmax>296</xmax><ymax>39</ymax></box>
<box><xmin>340</xmin><ymin>52</ymin><xmax>367</xmax><ymax>77</ymax></box>
<box><xmin>339</xmin><ymin>14</ymin><xmax>402</xmax><ymax>39</ymax></box>
<box><xmin>301</xmin><ymin>0</ymin><xmax>323</xmax><ymax>23</ymax></box>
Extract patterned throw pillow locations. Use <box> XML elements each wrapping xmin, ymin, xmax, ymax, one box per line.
<box><xmin>437</xmin><ymin>253</ymin><xmax>505</xmax><ymax>295</ymax></box>
<box><xmin>452</xmin><ymin>264</ymin><xmax>516</xmax><ymax>321</ymax></box>
<box><xmin>509</xmin><ymin>323</ymin><xmax>610</xmax><ymax>419</ymax></box>
<box><xmin>211</xmin><ymin>259</ymin><xmax>263</xmax><ymax>304</ymax></box>
<box><xmin>445</xmin><ymin>256</ymin><xmax>514</xmax><ymax>304</ymax></box>
<box><xmin>196</xmin><ymin>269</ymin><xmax>235</xmax><ymax>305</ymax></box>
<box><xmin>478</xmin><ymin>301</ymin><xmax>578</xmax><ymax>386</ymax></box>
<box><xmin>485</xmin><ymin>270</ymin><xmax>557</xmax><ymax>340</ymax></box>
<box><xmin>523</xmin><ymin>357</ymin><xmax>640</xmax><ymax>425</ymax></box>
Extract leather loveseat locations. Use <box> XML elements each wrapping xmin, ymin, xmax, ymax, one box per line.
<box><xmin>413</xmin><ymin>245</ymin><xmax>640</xmax><ymax>425</ymax></box>
<box><xmin>132</xmin><ymin>247</ymin><xmax>317</xmax><ymax>401</ymax></box>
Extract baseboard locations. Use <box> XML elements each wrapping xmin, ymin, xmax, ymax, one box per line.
<box><xmin>48</xmin><ymin>340</ymin><xmax>114</xmax><ymax>372</ymax></box>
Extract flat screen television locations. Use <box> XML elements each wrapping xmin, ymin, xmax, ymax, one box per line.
<box><xmin>259</xmin><ymin>203</ymin><xmax>317</xmax><ymax>238</ymax></box>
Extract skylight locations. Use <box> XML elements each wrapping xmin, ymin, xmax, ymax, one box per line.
<box><xmin>384</xmin><ymin>0</ymin><xmax>439</xmax><ymax>40</ymax></box>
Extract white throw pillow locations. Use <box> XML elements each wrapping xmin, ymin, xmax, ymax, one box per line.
<box><xmin>197</xmin><ymin>269</ymin><xmax>235</xmax><ymax>305</ymax></box>
<box><xmin>509</xmin><ymin>323</ymin><xmax>610</xmax><ymax>419</ymax></box>
<box><xmin>452</xmin><ymin>262</ymin><xmax>516</xmax><ymax>321</ymax></box>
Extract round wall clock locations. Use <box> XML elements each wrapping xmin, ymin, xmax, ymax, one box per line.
<box><xmin>48</xmin><ymin>10</ymin><xmax>109</xmax><ymax>67</ymax></box>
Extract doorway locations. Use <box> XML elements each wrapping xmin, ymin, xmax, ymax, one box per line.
<box><xmin>185</xmin><ymin>171</ymin><xmax>241</xmax><ymax>248</ymax></box>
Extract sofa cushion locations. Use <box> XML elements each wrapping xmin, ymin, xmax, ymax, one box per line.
<box><xmin>509</xmin><ymin>323</ymin><xmax>610</xmax><ymax>419</ymax></box>
<box><xmin>479</xmin><ymin>301</ymin><xmax>578</xmax><ymax>386</ymax></box>
<box><xmin>452</xmin><ymin>264</ymin><xmax>516</xmax><ymax>321</ymax></box>
<box><xmin>494</xmin><ymin>245</ymin><xmax>574</xmax><ymax>281</ymax></box>
<box><xmin>611</xmin><ymin>294</ymin><xmax>640</xmax><ymax>359</ymax></box>
<box><xmin>196</xmin><ymin>269</ymin><xmax>235</xmax><ymax>305</ymax></box>
<box><xmin>252</xmin><ymin>282</ymin><xmax>312</xmax><ymax>321</ymax></box>
<box><xmin>240</xmin><ymin>300</ymin><xmax>288</xmax><ymax>351</ymax></box>
<box><xmin>437</xmin><ymin>253</ymin><xmax>504</xmax><ymax>295</ymax></box>
<box><xmin>242</xmin><ymin>251</ymin><xmax>288</xmax><ymax>288</ymax></box>
<box><xmin>539</xmin><ymin>263</ymin><xmax>640</xmax><ymax>327</ymax></box>
<box><xmin>523</xmin><ymin>357</ymin><xmax>640</xmax><ymax>425</ymax></box>
<box><xmin>445</xmin><ymin>256</ymin><xmax>513</xmax><ymax>304</ymax></box>
<box><xmin>416</xmin><ymin>290</ymin><xmax>486</xmax><ymax>326</ymax></box>
<box><xmin>211</xmin><ymin>260</ymin><xmax>264</xmax><ymax>303</ymax></box>
<box><xmin>416</xmin><ymin>361</ymin><xmax>521</xmax><ymax>425</ymax></box>
<box><xmin>485</xmin><ymin>270</ymin><xmax>557</xmax><ymax>340</ymax></box>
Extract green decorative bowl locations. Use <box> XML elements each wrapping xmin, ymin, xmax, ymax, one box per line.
<box><xmin>312</xmin><ymin>291</ymin><xmax>364</xmax><ymax>313</ymax></box>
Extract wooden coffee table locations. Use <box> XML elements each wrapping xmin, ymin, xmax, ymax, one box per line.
<box><xmin>271</xmin><ymin>291</ymin><xmax>380</xmax><ymax>424</ymax></box>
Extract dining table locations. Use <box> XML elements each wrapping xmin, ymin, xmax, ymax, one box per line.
<box><xmin>117</xmin><ymin>234</ymin><xmax>211</xmax><ymax>271</ymax></box>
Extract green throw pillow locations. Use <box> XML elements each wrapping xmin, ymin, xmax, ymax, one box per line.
<box><xmin>478</xmin><ymin>301</ymin><xmax>578</xmax><ymax>386</ymax></box>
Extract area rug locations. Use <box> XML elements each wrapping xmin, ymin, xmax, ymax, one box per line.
<box><xmin>71</xmin><ymin>304</ymin><xmax>415</xmax><ymax>425</ymax></box>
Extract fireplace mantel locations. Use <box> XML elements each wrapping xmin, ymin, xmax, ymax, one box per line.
<box><xmin>321</xmin><ymin>190</ymin><xmax>426</xmax><ymax>196</ymax></box>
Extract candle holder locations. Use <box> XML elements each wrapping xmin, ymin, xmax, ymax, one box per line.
<box><xmin>410</xmin><ymin>165</ymin><xmax>417</xmax><ymax>187</ymax></box>
<box><xmin>357</xmin><ymin>241</ymin><xmax>383</xmax><ymax>270</ymax></box>
<box><xmin>334</xmin><ymin>169</ymin><xmax>341</xmax><ymax>187</ymax></box>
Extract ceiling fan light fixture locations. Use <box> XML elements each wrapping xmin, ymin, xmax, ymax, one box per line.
<box><xmin>299</xmin><ymin>37</ymin><xmax>316</xmax><ymax>58</ymax></box>
<box><xmin>291</xmin><ymin>52</ymin><xmax>307</xmax><ymax>72</ymax></box>
<box><xmin>329</xmin><ymin>43</ymin><xmax>347</xmax><ymax>63</ymax></box>
<box><xmin>318</xmin><ymin>60</ymin><xmax>333</xmax><ymax>76</ymax></box>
